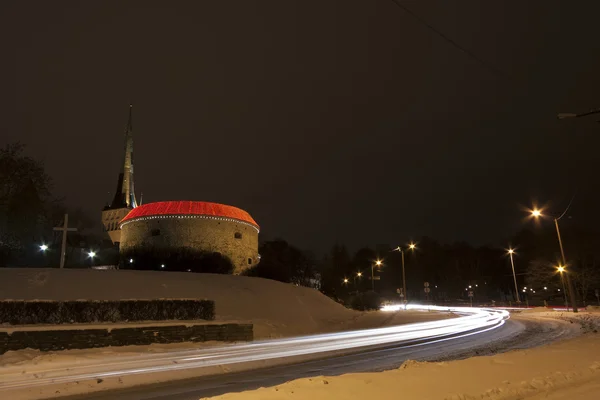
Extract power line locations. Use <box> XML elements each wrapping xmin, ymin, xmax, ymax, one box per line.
<box><xmin>389</xmin><ymin>0</ymin><xmax>506</xmax><ymax>80</ymax></box>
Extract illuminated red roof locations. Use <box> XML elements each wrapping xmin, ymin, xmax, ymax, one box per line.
<box><xmin>120</xmin><ymin>201</ymin><xmax>259</xmax><ymax>228</ymax></box>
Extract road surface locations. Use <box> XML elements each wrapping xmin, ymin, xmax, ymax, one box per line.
<box><xmin>1</xmin><ymin>306</ymin><xmax>573</xmax><ymax>400</ymax></box>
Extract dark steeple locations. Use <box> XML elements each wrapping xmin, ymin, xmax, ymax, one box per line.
<box><xmin>107</xmin><ymin>104</ymin><xmax>137</xmax><ymax>209</ymax></box>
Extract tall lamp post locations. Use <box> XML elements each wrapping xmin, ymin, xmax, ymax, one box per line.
<box><xmin>355</xmin><ymin>272</ymin><xmax>362</xmax><ymax>291</ymax></box>
<box><xmin>507</xmin><ymin>248</ymin><xmax>520</xmax><ymax>303</ymax></box>
<box><xmin>393</xmin><ymin>243</ymin><xmax>416</xmax><ymax>304</ymax></box>
<box><xmin>557</xmin><ymin>265</ymin><xmax>569</xmax><ymax>310</ymax></box>
<box><xmin>531</xmin><ymin>208</ymin><xmax>578</xmax><ymax>313</ymax></box>
<box><xmin>371</xmin><ymin>259</ymin><xmax>382</xmax><ymax>291</ymax></box>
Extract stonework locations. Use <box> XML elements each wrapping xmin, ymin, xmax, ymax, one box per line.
<box><xmin>101</xmin><ymin>207</ymin><xmax>130</xmax><ymax>243</ymax></box>
<box><xmin>120</xmin><ymin>216</ymin><xmax>259</xmax><ymax>274</ymax></box>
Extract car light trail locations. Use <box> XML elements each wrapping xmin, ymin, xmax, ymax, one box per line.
<box><xmin>0</xmin><ymin>305</ymin><xmax>509</xmax><ymax>391</ymax></box>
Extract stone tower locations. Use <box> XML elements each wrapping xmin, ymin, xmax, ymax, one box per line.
<box><xmin>102</xmin><ymin>104</ymin><xmax>138</xmax><ymax>244</ymax></box>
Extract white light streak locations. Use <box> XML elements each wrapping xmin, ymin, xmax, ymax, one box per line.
<box><xmin>0</xmin><ymin>305</ymin><xmax>508</xmax><ymax>391</ymax></box>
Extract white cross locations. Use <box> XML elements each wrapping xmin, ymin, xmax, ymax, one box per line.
<box><xmin>53</xmin><ymin>214</ymin><xmax>77</xmax><ymax>269</ymax></box>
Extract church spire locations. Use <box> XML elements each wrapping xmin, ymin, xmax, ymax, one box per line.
<box><xmin>109</xmin><ymin>104</ymin><xmax>138</xmax><ymax>209</ymax></box>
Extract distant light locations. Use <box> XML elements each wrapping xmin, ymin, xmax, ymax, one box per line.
<box><xmin>468</xmin><ymin>285</ymin><xmax>472</xmax><ymax>288</ymax></box>
<box><xmin>343</xmin><ymin>278</ymin><xmax>349</xmax><ymax>284</ymax></box>
<box><xmin>523</xmin><ymin>289</ymin><xmax>526</xmax><ymax>292</ymax></box>
<box><xmin>88</xmin><ymin>251</ymin><xmax>96</xmax><ymax>258</ymax></box>
<box><xmin>558</xmin><ymin>288</ymin><xmax>561</xmax><ymax>291</ymax></box>
<box><xmin>357</xmin><ymin>272</ymin><xmax>362</xmax><ymax>277</ymax></box>
<box><xmin>508</xmin><ymin>248</ymin><xmax>514</xmax><ymax>255</ymax></box>
<box><xmin>39</xmin><ymin>244</ymin><xmax>48</xmax><ymax>251</ymax></box>
<box><xmin>435</xmin><ymin>285</ymin><xmax>438</xmax><ymax>288</ymax></box>
<box><xmin>187</xmin><ymin>269</ymin><xmax>191</xmax><ymax>272</ymax></box>
<box><xmin>475</xmin><ymin>284</ymin><xmax>478</xmax><ymax>287</ymax></box>
<box><xmin>524</xmin><ymin>287</ymin><xmax>527</xmax><ymax>290</ymax></box>
<box><xmin>409</xmin><ymin>243</ymin><xmax>416</xmax><ymax>250</ymax></box>
<box><xmin>544</xmin><ymin>287</ymin><xmax>548</xmax><ymax>290</ymax></box>
<box><xmin>531</xmin><ymin>209</ymin><xmax>542</xmax><ymax>218</ymax></box>
<box><xmin>161</xmin><ymin>264</ymin><xmax>165</xmax><ymax>268</ymax></box>
<box><xmin>375</xmin><ymin>259</ymin><xmax>383</xmax><ymax>267</ymax></box>
<box><xmin>557</xmin><ymin>266</ymin><xmax>565</xmax><ymax>273</ymax></box>
<box><xmin>129</xmin><ymin>258</ymin><xmax>134</xmax><ymax>263</ymax></box>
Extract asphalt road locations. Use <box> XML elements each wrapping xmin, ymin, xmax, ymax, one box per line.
<box><xmin>60</xmin><ymin>311</ymin><xmax>531</xmax><ymax>400</ymax></box>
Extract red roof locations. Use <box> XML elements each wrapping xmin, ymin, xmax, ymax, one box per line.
<box><xmin>120</xmin><ymin>201</ymin><xmax>259</xmax><ymax>228</ymax></box>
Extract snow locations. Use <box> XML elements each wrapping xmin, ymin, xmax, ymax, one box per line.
<box><xmin>205</xmin><ymin>312</ymin><xmax>600</xmax><ymax>400</ymax></box>
<box><xmin>0</xmin><ymin>268</ymin><xmax>452</xmax><ymax>339</ymax></box>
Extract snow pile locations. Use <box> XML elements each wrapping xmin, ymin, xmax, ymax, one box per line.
<box><xmin>206</xmin><ymin>333</ymin><xmax>600</xmax><ymax>400</ymax></box>
<box><xmin>0</xmin><ymin>268</ymin><xmax>449</xmax><ymax>338</ymax></box>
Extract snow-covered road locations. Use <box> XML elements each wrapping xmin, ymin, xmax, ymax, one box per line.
<box><xmin>0</xmin><ymin>306</ymin><xmax>510</xmax><ymax>399</ymax></box>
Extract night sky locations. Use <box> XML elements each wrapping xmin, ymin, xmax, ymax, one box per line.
<box><xmin>3</xmin><ymin>1</ymin><xmax>600</xmax><ymax>252</ymax></box>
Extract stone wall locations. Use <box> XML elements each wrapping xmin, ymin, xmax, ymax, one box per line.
<box><xmin>120</xmin><ymin>217</ymin><xmax>259</xmax><ymax>274</ymax></box>
<box><xmin>101</xmin><ymin>207</ymin><xmax>130</xmax><ymax>243</ymax></box>
<box><xmin>0</xmin><ymin>323</ymin><xmax>253</xmax><ymax>354</ymax></box>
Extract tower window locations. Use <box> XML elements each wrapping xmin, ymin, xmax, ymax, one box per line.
<box><xmin>151</xmin><ymin>229</ymin><xmax>161</xmax><ymax>236</ymax></box>
<box><xmin>248</xmin><ymin>258</ymin><xmax>252</xmax><ymax>265</ymax></box>
<box><xmin>234</xmin><ymin>232</ymin><xmax>242</xmax><ymax>239</ymax></box>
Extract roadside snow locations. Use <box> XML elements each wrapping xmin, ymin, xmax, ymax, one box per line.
<box><xmin>0</xmin><ymin>268</ymin><xmax>453</xmax><ymax>339</ymax></box>
<box><xmin>205</xmin><ymin>312</ymin><xmax>600</xmax><ymax>400</ymax></box>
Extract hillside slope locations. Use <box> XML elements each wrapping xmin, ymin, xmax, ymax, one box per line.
<box><xmin>0</xmin><ymin>268</ymin><xmax>360</xmax><ymax>337</ymax></box>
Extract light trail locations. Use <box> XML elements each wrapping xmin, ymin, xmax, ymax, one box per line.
<box><xmin>0</xmin><ymin>305</ymin><xmax>509</xmax><ymax>391</ymax></box>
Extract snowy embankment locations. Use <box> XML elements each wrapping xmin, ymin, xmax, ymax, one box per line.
<box><xmin>0</xmin><ymin>268</ymin><xmax>452</xmax><ymax>339</ymax></box>
<box><xmin>206</xmin><ymin>311</ymin><xmax>600</xmax><ymax>400</ymax></box>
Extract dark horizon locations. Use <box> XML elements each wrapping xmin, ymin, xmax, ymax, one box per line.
<box><xmin>3</xmin><ymin>1</ymin><xmax>600</xmax><ymax>252</ymax></box>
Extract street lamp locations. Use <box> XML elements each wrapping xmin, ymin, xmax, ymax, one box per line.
<box><xmin>88</xmin><ymin>251</ymin><xmax>96</xmax><ymax>267</ymax></box>
<box><xmin>393</xmin><ymin>245</ymin><xmax>417</xmax><ymax>303</ymax></box>
<box><xmin>557</xmin><ymin>265</ymin><xmax>569</xmax><ymax>310</ymax></box>
<box><xmin>39</xmin><ymin>244</ymin><xmax>48</xmax><ymax>252</ymax></box>
<box><xmin>557</xmin><ymin>108</ymin><xmax>600</xmax><ymax>120</ymax></box>
<box><xmin>371</xmin><ymin>259</ymin><xmax>383</xmax><ymax>291</ymax></box>
<box><xmin>530</xmin><ymin>207</ymin><xmax>578</xmax><ymax>312</ymax></box>
<box><xmin>507</xmin><ymin>248</ymin><xmax>520</xmax><ymax>303</ymax></box>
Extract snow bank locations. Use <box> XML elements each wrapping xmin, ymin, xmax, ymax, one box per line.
<box><xmin>206</xmin><ymin>333</ymin><xmax>600</xmax><ymax>400</ymax></box>
<box><xmin>0</xmin><ymin>269</ymin><xmax>449</xmax><ymax>338</ymax></box>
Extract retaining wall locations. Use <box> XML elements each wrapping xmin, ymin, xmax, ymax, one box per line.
<box><xmin>0</xmin><ymin>323</ymin><xmax>253</xmax><ymax>354</ymax></box>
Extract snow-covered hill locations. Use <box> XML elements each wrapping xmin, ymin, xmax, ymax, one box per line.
<box><xmin>0</xmin><ymin>268</ymin><xmax>447</xmax><ymax>338</ymax></box>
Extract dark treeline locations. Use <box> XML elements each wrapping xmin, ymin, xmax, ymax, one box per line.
<box><xmin>250</xmin><ymin>226</ymin><xmax>600</xmax><ymax>308</ymax></box>
<box><xmin>0</xmin><ymin>143</ymin><xmax>112</xmax><ymax>268</ymax></box>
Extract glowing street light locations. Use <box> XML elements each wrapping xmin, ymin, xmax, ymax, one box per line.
<box><xmin>129</xmin><ymin>258</ymin><xmax>134</xmax><ymax>264</ymax></box>
<box><xmin>357</xmin><ymin>272</ymin><xmax>362</xmax><ymax>277</ymax></box>
<box><xmin>371</xmin><ymin>259</ymin><xmax>383</xmax><ymax>291</ymax></box>
<box><xmin>557</xmin><ymin>265</ymin><xmax>568</xmax><ymax>309</ymax></box>
<box><xmin>529</xmin><ymin>205</ymin><xmax>578</xmax><ymax>313</ymax></box>
<box><xmin>393</xmin><ymin>244</ymin><xmax>418</xmax><ymax>304</ymax></box>
<box><xmin>88</xmin><ymin>251</ymin><xmax>96</xmax><ymax>258</ymax></box>
<box><xmin>343</xmin><ymin>278</ymin><xmax>349</xmax><ymax>284</ymax></box>
<box><xmin>507</xmin><ymin>247</ymin><xmax>519</xmax><ymax>303</ymax></box>
<box><xmin>39</xmin><ymin>244</ymin><xmax>48</xmax><ymax>252</ymax></box>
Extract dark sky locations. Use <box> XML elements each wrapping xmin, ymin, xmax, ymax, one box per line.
<box><xmin>2</xmin><ymin>1</ymin><xmax>600</xmax><ymax>252</ymax></box>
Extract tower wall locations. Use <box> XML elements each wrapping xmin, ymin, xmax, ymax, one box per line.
<box><xmin>120</xmin><ymin>217</ymin><xmax>259</xmax><ymax>274</ymax></box>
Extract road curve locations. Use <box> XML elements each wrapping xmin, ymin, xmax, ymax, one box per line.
<box><xmin>0</xmin><ymin>306</ymin><xmax>510</xmax><ymax>399</ymax></box>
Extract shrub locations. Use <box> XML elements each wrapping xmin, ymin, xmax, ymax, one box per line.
<box><xmin>349</xmin><ymin>291</ymin><xmax>382</xmax><ymax>311</ymax></box>
<box><xmin>0</xmin><ymin>299</ymin><xmax>215</xmax><ymax>325</ymax></box>
<box><xmin>120</xmin><ymin>246</ymin><xmax>234</xmax><ymax>274</ymax></box>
